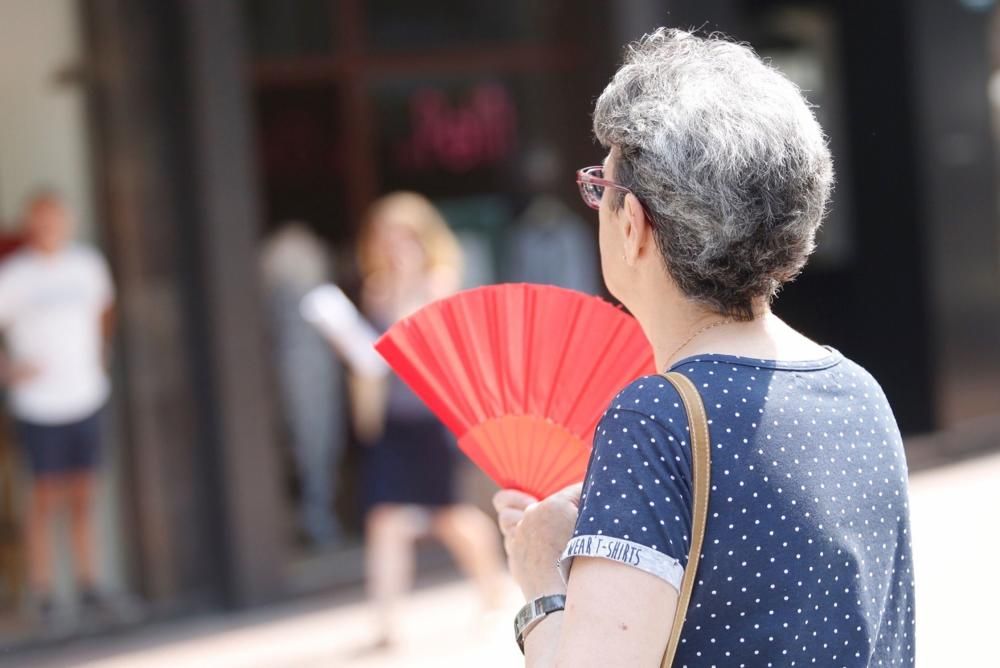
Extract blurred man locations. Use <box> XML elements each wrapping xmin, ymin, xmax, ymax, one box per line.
<box><xmin>0</xmin><ymin>192</ymin><xmax>114</xmax><ymax>623</ymax></box>
<box><xmin>260</xmin><ymin>222</ymin><xmax>346</xmax><ymax>548</ymax></box>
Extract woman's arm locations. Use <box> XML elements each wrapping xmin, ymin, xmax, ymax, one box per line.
<box><xmin>497</xmin><ymin>485</ymin><xmax>681</xmax><ymax>668</ymax></box>
<box><xmin>498</xmin><ymin>381</ymin><xmax>695</xmax><ymax>666</ymax></box>
<box><xmin>525</xmin><ymin>557</ymin><xmax>678</xmax><ymax>668</ymax></box>
<box><xmin>348</xmin><ymin>373</ymin><xmax>388</xmax><ymax>444</ymax></box>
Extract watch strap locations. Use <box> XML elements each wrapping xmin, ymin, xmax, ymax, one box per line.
<box><xmin>514</xmin><ymin>594</ymin><xmax>566</xmax><ymax>653</ymax></box>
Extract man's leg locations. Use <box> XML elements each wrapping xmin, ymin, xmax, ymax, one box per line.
<box><xmin>25</xmin><ymin>477</ymin><xmax>62</xmax><ymax>599</ymax></box>
<box><xmin>284</xmin><ymin>349</ymin><xmax>340</xmax><ymax>547</ymax></box>
<box><xmin>66</xmin><ymin>471</ymin><xmax>98</xmax><ymax>591</ymax></box>
<box><xmin>16</xmin><ymin>419</ymin><xmax>65</xmax><ymax>616</ymax></box>
<box><xmin>67</xmin><ymin>409</ymin><xmax>105</xmax><ymax>598</ymax></box>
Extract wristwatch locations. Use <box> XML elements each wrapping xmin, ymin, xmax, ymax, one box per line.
<box><xmin>514</xmin><ymin>594</ymin><xmax>566</xmax><ymax>653</ymax></box>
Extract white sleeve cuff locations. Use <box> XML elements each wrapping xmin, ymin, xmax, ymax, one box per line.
<box><xmin>559</xmin><ymin>534</ymin><xmax>684</xmax><ymax>592</ymax></box>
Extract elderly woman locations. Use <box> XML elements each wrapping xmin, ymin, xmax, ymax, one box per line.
<box><xmin>494</xmin><ymin>29</ymin><xmax>915</xmax><ymax>667</ymax></box>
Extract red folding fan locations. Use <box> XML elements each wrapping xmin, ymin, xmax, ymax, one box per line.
<box><xmin>374</xmin><ymin>283</ymin><xmax>656</xmax><ymax>499</ymax></box>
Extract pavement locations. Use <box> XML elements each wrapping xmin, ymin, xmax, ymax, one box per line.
<box><xmin>5</xmin><ymin>450</ymin><xmax>1000</xmax><ymax>668</ymax></box>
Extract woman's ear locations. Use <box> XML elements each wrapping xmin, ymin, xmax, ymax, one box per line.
<box><xmin>622</xmin><ymin>193</ymin><xmax>650</xmax><ymax>265</ymax></box>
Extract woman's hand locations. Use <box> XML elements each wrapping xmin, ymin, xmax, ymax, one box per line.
<box><xmin>493</xmin><ymin>483</ymin><xmax>583</xmax><ymax>600</ymax></box>
<box><xmin>347</xmin><ymin>374</ymin><xmax>388</xmax><ymax>445</ymax></box>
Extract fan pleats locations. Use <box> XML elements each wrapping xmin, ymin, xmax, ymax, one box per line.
<box><xmin>375</xmin><ymin>283</ymin><xmax>655</xmax><ymax>498</ymax></box>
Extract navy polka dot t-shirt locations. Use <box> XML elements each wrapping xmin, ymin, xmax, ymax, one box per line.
<box><xmin>560</xmin><ymin>350</ymin><xmax>915</xmax><ymax>667</ymax></box>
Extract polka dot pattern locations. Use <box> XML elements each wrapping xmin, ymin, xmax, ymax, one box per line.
<box><xmin>563</xmin><ymin>350</ymin><xmax>915</xmax><ymax>666</ymax></box>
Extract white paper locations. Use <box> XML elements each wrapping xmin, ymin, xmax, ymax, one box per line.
<box><xmin>300</xmin><ymin>284</ymin><xmax>389</xmax><ymax>378</ymax></box>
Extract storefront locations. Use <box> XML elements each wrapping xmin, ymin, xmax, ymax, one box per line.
<box><xmin>244</xmin><ymin>0</ymin><xmax>615</xmax><ymax>592</ymax></box>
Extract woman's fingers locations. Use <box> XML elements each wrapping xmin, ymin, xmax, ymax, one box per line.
<box><xmin>553</xmin><ymin>482</ymin><xmax>584</xmax><ymax>507</ymax></box>
<box><xmin>497</xmin><ymin>508</ymin><xmax>523</xmax><ymax>536</ymax></box>
<box><xmin>492</xmin><ymin>489</ymin><xmax>538</xmax><ymax>515</ymax></box>
<box><xmin>494</xmin><ymin>489</ymin><xmax>541</xmax><ymax>556</ymax></box>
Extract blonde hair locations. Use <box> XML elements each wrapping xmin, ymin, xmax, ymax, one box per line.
<box><xmin>357</xmin><ymin>191</ymin><xmax>462</xmax><ymax>279</ymax></box>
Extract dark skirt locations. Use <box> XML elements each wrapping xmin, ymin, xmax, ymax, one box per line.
<box><xmin>362</xmin><ymin>417</ymin><xmax>456</xmax><ymax>511</ymax></box>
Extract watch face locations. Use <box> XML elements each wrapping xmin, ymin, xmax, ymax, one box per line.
<box><xmin>515</xmin><ymin>595</ymin><xmax>567</xmax><ymax>639</ymax></box>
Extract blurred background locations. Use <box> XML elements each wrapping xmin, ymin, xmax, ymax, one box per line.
<box><xmin>0</xmin><ymin>0</ymin><xmax>997</xmax><ymax>666</ymax></box>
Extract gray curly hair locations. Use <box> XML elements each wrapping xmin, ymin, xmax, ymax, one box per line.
<box><xmin>594</xmin><ymin>28</ymin><xmax>834</xmax><ymax>321</ymax></box>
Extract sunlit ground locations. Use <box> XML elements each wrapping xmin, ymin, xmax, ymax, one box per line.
<box><xmin>6</xmin><ymin>451</ymin><xmax>999</xmax><ymax>667</ymax></box>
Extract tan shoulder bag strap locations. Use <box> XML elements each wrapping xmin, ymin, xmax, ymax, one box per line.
<box><xmin>659</xmin><ymin>372</ymin><xmax>712</xmax><ymax>668</ymax></box>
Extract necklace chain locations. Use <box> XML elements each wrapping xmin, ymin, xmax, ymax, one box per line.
<box><xmin>664</xmin><ymin>319</ymin><xmax>732</xmax><ymax>371</ymax></box>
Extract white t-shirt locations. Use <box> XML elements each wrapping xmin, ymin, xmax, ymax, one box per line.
<box><xmin>0</xmin><ymin>244</ymin><xmax>114</xmax><ymax>424</ymax></box>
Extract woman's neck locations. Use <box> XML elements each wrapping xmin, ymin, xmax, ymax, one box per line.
<box><xmin>634</xmin><ymin>291</ymin><xmax>827</xmax><ymax>372</ymax></box>
<box><xmin>638</xmin><ymin>298</ymin><xmax>745</xmax><ymax>371</ymax></box>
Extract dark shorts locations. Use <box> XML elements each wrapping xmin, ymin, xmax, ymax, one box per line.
<box><xmin>15</xmin><ymin>409</ymin><xmax>103</xmax><ymax>477</ymax></box>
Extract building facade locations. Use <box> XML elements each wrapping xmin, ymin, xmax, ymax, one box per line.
<box><xmin>0</xmin><ymin>0</ymin><xmax>996</xmax><ymax>648</ymax></box>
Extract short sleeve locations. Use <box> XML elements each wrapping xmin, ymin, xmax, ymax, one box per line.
<box><xmin>559</xmin><ymin>377</ymin><xmax>695</xmax><ymax>592</ymax></box>
<box><xmin>89</xmin><ymin>249</ymin><xmax>115</xmax><ymax>304</ymax></box>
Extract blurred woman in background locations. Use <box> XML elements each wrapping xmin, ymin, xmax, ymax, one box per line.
<box><xmin>353</xmin><ymin>192</ymin><xmax>504</xmax><ymax>647</ymax></box>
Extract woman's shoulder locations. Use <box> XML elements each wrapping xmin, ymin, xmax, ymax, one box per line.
<box><xmin>609</xmin><ymin>363</ymin><xmax>755</xmax><ymax>418</ymax></box>
<box><xmin>667</xmin><ymin>349</ymin><xmax>891</xmax><ymax>396</ymax></box>
<box><xmin>597</xmin><ymin>375</ymin><xmax>692</xmax><ymax>447</ymax></box>
<box><xmin>605</xmin><ymin>374</ymin><xmax>687</xmax><ymax>414</ymax></box>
